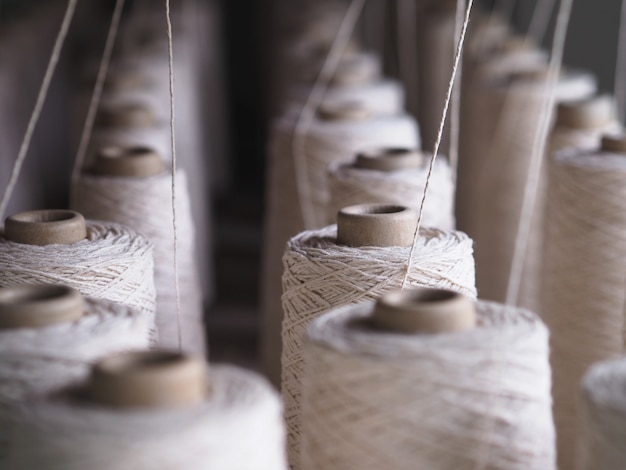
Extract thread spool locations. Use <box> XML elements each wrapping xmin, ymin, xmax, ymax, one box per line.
<box><xmin>0</xmin><ymin>287</ymin><xmax>155</xmax><ymax>465</ymax></box>
<box><xmin>330</xmin><ymin>51</ymin><xmax>381</xmax><ymax>86</ymax></box>
<box><xmin>73</xmin><ymin>148</ymin><xmax>206</xmax><ymax>356</ymax></box>
<box><xmin>556</xmin><ymin>95</ymin><xmax>616</xmax><ymax>130</ymax></box>
<box><xmin>280</xmin><ymin>217</ymin><xmax>476</xmax><ymax>468</ymax></box>
<box><xmin>260</xmin><ymin>108</ymin><xmax>419</xmax><ymax>386</ymax></box>
<box><xmin>8</xmin><ymin>364</ymin><xmax>287</xmax><ymax>469</ymax></box>
<box><xmin>299</xmin><ymin>295</ymin><xmax>555</xmax><ymax>469</ymax></box>
<box><xmin>0</xmin><ymin>212</ymin><xmax>156</xmax><ymax>317</ymax></box>
<box><xmin>326</xmin><ymin>148</ymin><xmax>454</xmax><ymax>228</ymax></box>
<box><xmin>336</xmin><ymin>204</ymin><xmax>417</xmax><ymax>247</ymax></box>
<box><xmin>579</xmin><ymin>357</ymin><xmax>626</xmax><ymax>469</ymax></box>
<box><xmin>542</xmin><ymin>146</ymin><xmax>626</xmax><ymax>470</ymax></box>
<box><xmin>96</xmin><ymin>104</ymin><xmax>158</xmax><ymax>128</ymax></box>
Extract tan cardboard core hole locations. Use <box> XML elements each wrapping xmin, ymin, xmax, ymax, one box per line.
<box><xmin>371</xmin><ymin>287</ymin><xmax>476</xmax><ymax>333</ymax></box>
<box><xmin>4</xmin><ymin>210</ymin><xmax>87</xmax><ymax>246</ymax></box>
<box><xmin>317</xmin><ymin>102</ymin><xmax>370</xmax><ymax>121</ymax></box>
<box><xmin>601</xmin><ymin>134</ymin><xmax>626</xmax><ymax>153</ymax></box>
<box><xmin>96</xmin><ymin>104</ymin><xmax>157</xmax><ymax>128</ymax></box>
<box><xmin>0</xmin><ymin>284</ymin><xmax>83</xmax><ymax>329</ymax></box>
<box><xmin>355</xmin><ymin>147</ymin><xmax>424</xmax><ymax>171</ymax></box>
<box><xmin>556</xmin><ymin>95</ymin><xmax>615</xmax><ymax>129</ymax></box>
<box><xmin>337</xmin><ymin>203</ymin><xmax>417</xmax><ymax>247</ymax></box>
<box><xmin>89</xmin><ymin>351</ymin><xmax>207</xmax><ymax>409</ymax></box>
<box><xmin>91</xmin><ymin>146</ymin><xmax>164</xmax><ymax>177</ymax></box>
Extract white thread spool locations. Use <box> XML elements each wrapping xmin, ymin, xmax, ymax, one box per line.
<box><xmin>0</xmin><ymin>285</ymin><xmax>154</xmax><ymax>464</ymax></box>
<box><xmin>0</xmin><ymin>210</ymin><xmax>156</xmax><ymax>317</ymax></box>
<box><xmin>542</xmin><ymin>140</ymin><xmax>626</xmax><ymax>470</ymax></box>
<box><xmin>473</xmin><ymin>69</ymin><xmax>596</xmax><ymax>304</ymax></box>
<box><xmin>7</xmin><ymin>351</ymin><xmax>287</xmax><ymax>469</ymax></box>
<box><xmin>260</xmin><ymin>106</ymin><xmax>419</xmax><ymax>386</ymax></box>
<box><xmin>579</xmin><ymin>357</ymin><xmax>626</xmax><ymax>470</ymax></box>
<box><xmin>299</xmin><ymin>290</ymin><xmax>555</xmax><ymax>469</ymax></box>
<box><xmin>326</xmin><ymin>147</ymin><xmax>455</xmax><ymax>228</ymax></box>
<box><xmin>281</xmin><ymin>204</ymin><xmax>477</xmax><ymax>468</ymax></box>
<box><xmin>521</xmin><ymin>95</ymin><xmax>621</xmax><ymax>315</ymax></box>
<box><xmin>73</xmin><ymin>147</ymin><xmax>206</xmax><ymax>355</ymax></box>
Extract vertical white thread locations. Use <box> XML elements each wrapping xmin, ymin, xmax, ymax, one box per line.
<box><xmin>402</xmin><ymin>0</ymin><xmax>474</xmax><ymax>288</ymax></box>
<box><xmin>449</xmin><ymin>0</ymin><xmax>465</xmax><ymax>188</ymax></box>
<box><xmin>70</xmin><ymin>0</ymin><xmax>125</xmax><ymax>202</ymax></box>
<box><xmin>0</xmin><ymin>0</ymin><xmax>78</xmax><ymax>220</ymax></box>
<box><xmin>505</xmin><ymin>0</ymin><xmax>574</xmax><ymax>307</ymax></box>
<box><xmin>165</xmin><ymin>0</ymin><xmax>183</xmax><ymax>351</ymax></box>
<box><xmin>292</xmin><ymin>0</ymin><xmax>366</xmax><ymax>230</ymax></box>
<box><xmin>616</xmin><ymin>0</ymin><xmax>626</xmax><ymax>123</ymax></box>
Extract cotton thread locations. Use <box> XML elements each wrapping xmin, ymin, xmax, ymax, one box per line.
<box><xmin>402</xmin><ymin>0</ymin><xmax>473</xmax><ymax>288</ymax></box>
<box><xmin>73</xmin><ymin>169</ymin><xmax>205</xmax><ymax>355</ymax></box>
<box><xmin>0</xmin><ymin>0</ymin><xmax>78</xmax><ymax>220</ymax></box>
<box><xmin>579</xmin><ymin>357</ymin><xmax>626</xmax><ymax>470</ymax></box>
<box><xmin>299</xmin><ymin>299</ymin><xmax>555</xmax><ymax>469</ymax></box>
<box><xmin>326</xmin><ymin>157</ymin><xmax>454</xmax><ymax>229</ymax></box>
<box><xmin>0</xmin><ymin>221</ymin><xmax>156</xmax><ymax>317</ymax></box>
<box><xmin>8</xmin><ymin>365</ymin><xmax>287</xmax><ymax>470</ymax></box>
<box><xmin>542</xmin><ymin>148</ymin><xmax>626</xmax><ymax>470</ymax></box>
<box><xmin>281</xmin><ymin>225</ymin><xmax>476</xmax><ymax>468</ymax></box>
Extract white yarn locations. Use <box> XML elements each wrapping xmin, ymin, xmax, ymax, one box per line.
<box><xmin>0</xmin><ymin>297</ymin><xmax>155</xmax><ymax>465</ymax></box>
<box><xmin>300</xmin><ymin>299</ymin><xmax>555</xmax><ymax>469</ymax></box>
<box><xmin>542</xmin><ymin>147</ymin><xmax>626</xmax><ymax>470</ymax></box>
<box><xmin>73</xmin><ymin>169</ymin><xmax>205</xmax><ymax>355</ymax></box>
<box><xmin>326</xmin><ymin>157</ymin><xmax>455</xmax><ymax>229</ymax></box>
<box><xmin>8</xmin><ymin>365</ymin><xmax>287</xmax><ymax>470</ymax></box>
<box><xmin>0</xmin><ymin>221</ymin><xmax>156</xmax><ymax>317</ymax></box>
<box><xmin>260</xmin><ymin>112</ymin><xmax>419</xmax><ymax>385</ymax></box>
<box><xmin>281</xmin><ymin>225</ymin><xmax>476</xmax><ymax>468</ymax></box>
<box><xmin>579</xmin><ymin>357</ymin><xmax>626</xmax><ymax>470</ymax></box>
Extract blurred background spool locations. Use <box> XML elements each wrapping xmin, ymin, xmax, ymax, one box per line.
<box><xmin>579</xmin><ymin>357</ymin><xmax>626</xmax><ymax>470</ymax></box>
<box><xmin>299</xmin><ymin>289</ymin><xmax>555</xmax><ymax>469</ymax></box>
<box><xmin>326</xmin><ymin>147</ymin><xmax>454</xmax><ymax>228</ymax></box>
<box><xmin>0</xmin><ymin>285</ymin><xmax>154</xmax><ymax>465</ymax></box>
<box><xmin>472</xmin><ymin>68</ymin><xmax>596</xmax><ymax>305</ymax></box>
<box><xmin>73</xmin><ymin>147</ymin><xmax>206</xmax><ymax>355</ymax></box>
<box><xmin>260</xmin><ymin>103</ymin><xmax>419</xmax><ymax>387</ymax></box>
<box><xmin>280</xmin><ymin>204</ymin><xmax>476</xmax><ymax>468</ymax></box>
<box><xmin>542</xmin><ymin>138</ymin><xmax>626</xmax><ymax>470</ymax></box>
<box><xmin>8</xmin><ymin>351</ymin><xmax>287</xmax><ymax>469</ymax></box>
<box><xmin>0</xmin><ymin>209</ymin><xmax>156</xmax><ymax>317</ymax></box>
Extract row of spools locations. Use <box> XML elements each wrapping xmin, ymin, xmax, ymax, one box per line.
<box><xmin>262</xmin><ymin>0</ymin><xmax>626</xmax><ymax>469</ymax></box>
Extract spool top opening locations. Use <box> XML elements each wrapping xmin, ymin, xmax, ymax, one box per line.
<box><xmin>331</xmin><ymin>54</ymin><xmax>378</xmax><ymax>86</ymax></box>
<box><xmin>103</xmin><ymin>72</ymin><xmax>151</xmax><ymax>93</ymax></box>
<box><xmin>354</xmin><ymin>147</ymin><xmax>424</xmax><ymax>171</ymax></box>
<box><xmin>0</xmin><ymin>284</ymin><xmax>83</xmax><ymax>329</ymax></box>
<box><xmin>556</xmin><ymin>95</ymin><xmax>615</xmax><ymax>129</ymax></box>
<box><xmin>317</xmin><ymin>101</ymin><xmax>370</xmax><ymax>121</ymax></box>
<box><xmin>91</xmin><ymin>146</ymin><xmax>164</xmax><ymax>177</ymax></box>
<box><xmin>96</xmin><ymin>104</ymin><xmax>157</xmax><ymax>128</ymax></box>
<box><xmin>336</xmin><ymin>203</ymin><xmax>417</xmax><ymax>247</ymax></box>
<box><xmin>371</xmin><ymin>287</ymin><xmax>476</xmax><ymax>333</ymax></box>
<box><xmin>89</xmin><ymin>350</ymin><xmax>207</xmax><ymax>409</ymax></box>
<box><xmin>4</xmin><ymin>210</ymin><xmax>87</xmax><ymax>246</ymax></box>
<box><xmin>601</xmin><ymin>134</ymin><xmax>626</xmax><ymax>153</ymax></box>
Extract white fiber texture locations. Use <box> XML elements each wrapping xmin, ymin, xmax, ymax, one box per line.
<box><xmin>0</xmin><ymin>221</ymin><xmax>156</xmax><ymax>317</ymax></box>
<box><xmin>73</xmin><ymin>169</ymin><xmax>206</xmax><ymax>355</ymax></box>
<box><xmin>88</xmin><ymin>123</ymin><xmax>171</xmax><ymax>166</ymax></box>
<box><xmin>281</xmin><ymin>225</ymin><xmax>476</xmax><ymax>468</ymax></box>
<box><xmin>326</xmin><ymin>156</ymin><xmax>454</xmax><ymax>228</ymax></box>
<box><xmin>542</xmin><ymin>148</ymin><xmax>626</xmax><ymax>470</ymax></box>
<box><xmin>0</xmin><ymin>297</ymin><xmax>154</xmax><ymax>464</ymax></box>
<box><xmin>260</xmin><ymin>111</ymin><xmax>419</xmax><ymax>386</ymax></box>
<box><xmin>579</xmin><ymin>357</ymin><xmax>626</xmax><ymax>470</ymax></box>
<box><xmin>300</xmin><ymin>299</ymin><xmax>555</xmax><ymax>469</ymax></box>
<box><xmin>8</xmin><ymin>365</ymin><xmax>287</xmax><ymax>470</ymax></box>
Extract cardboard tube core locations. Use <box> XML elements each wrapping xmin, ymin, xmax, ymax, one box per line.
<box><xmin>89</xmin><ymin>351</ymin><xmax>207</xmax><ymax>409</ymax></box>
<box><xmin>371</xmin><ymin>287</ymin><xmax>476</xmax><ymax>333</ymax></box>
<box><xmin>4</xmin><ymin>210</ymin><xmax>87</xmax><ymax>246</ymax></box>
<box><xmin>355</xmin><ymin>147</ymin><xmax>423</xmax><ymax>171</ymax></box>
<box><xmin>92</xmin><ymin>146</ymin><xmax>163</xmax><ymax>177</ymax></box>
<box><xmin>556</xmin><ymin>95</ymin><xmax>615</xmax><ymax>129</ymax></box>
<box><xmin>331</xmin><ymin>55</ymin><xmax>377</xmax><ymax>86</ymax></box>
<box><xmin>96</xmin><ymin>104</ymin><xmax>157</xmax><ymax>128</ymax></box>
<box><xmin>337</xmin><ymin>203</ymin><xmax>417</xmax><ymax>247</ymax></box>
<box><xmin>0</xmin><ymin>284</ymin><xmax>83</xmax><ymax>329</ymax></box>
<box><xmin>317</xmin><ymin>102</ymin><xmax>370</xmax><ymax>121</ymax></box>
<box><xmin>104</xmin><ymin>73</ymin><xmax>151</xmax><ymax>92</ymax></box>
<box><xmin>601</xmin><ymin>134</ymin><xmax>626</xmax><ymax>153</ymax></box>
